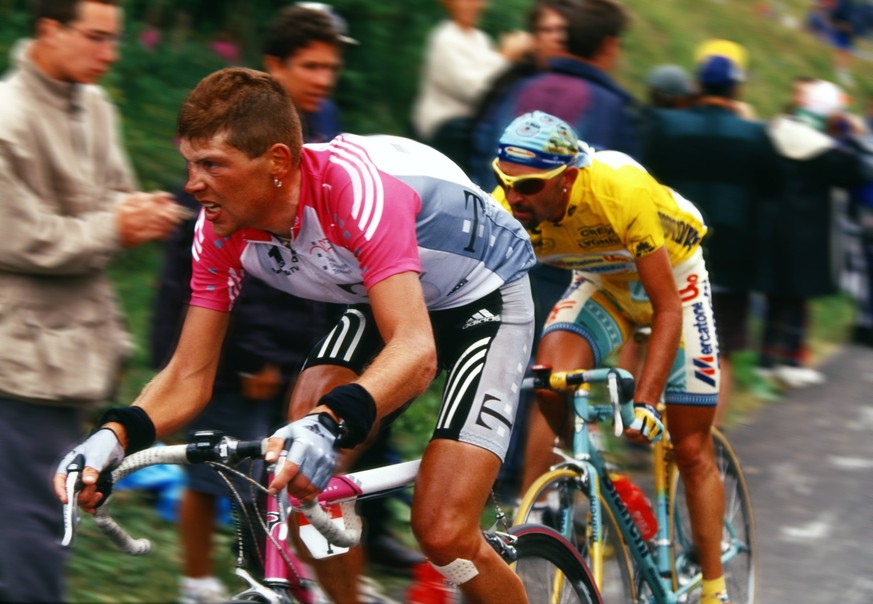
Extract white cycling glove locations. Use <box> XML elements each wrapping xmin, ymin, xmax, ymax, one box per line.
<box><xmin>56</xmin><ymin>428</ymin><xmax>124</xmax><ymax>478</ymax></box>
<box><xmin>270</xmin><ymin>414</ymin><xmax>341</xmax><ymax>491</ymax></box>
<box><xmin>629</xmin><ymin>403</ymin><xmax>664</xmax><ymax>443</ymax></box>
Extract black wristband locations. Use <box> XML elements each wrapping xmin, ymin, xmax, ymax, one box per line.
<box><xmin>98</xmin><ymin>406</ymin><xmax>156</xmax><ymax>455</ymax></box>
<box><xmin>318</xmin><ymin>383</ymin><xmax>377</xmax><ymax>448</ymax></box>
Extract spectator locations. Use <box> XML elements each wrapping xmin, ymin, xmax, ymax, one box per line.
<box><xmin>411</xmin><ymin>0</ymin><xmax>531</xmax><ymax>172</ymax></box>
<box><xmin>618</xmin><ymin>64</ymin><xmax>697</xmax><ymax>380</ymax></box>
<box><xmin>264</xmin><ymin>3</ymin><xmax>425</xmax><ymax>581</ymax></box>
<box><xmin>471</xmin><ymin>0</ymin><xmax>639</xmax><ymax>494</ymax></box>
<box><xmin>263</xmin><ymin>2</ymin><xmax>357</xmax><ymax>144</ymax></box>
<box><xmin>166</xmin><ymin>7</ymin><xmax>416</xmax><ymax>602</ymax></box>
<box><xmin>640</xmin><ymin>40</ymin><xmax>783</xmax><ymax>425</ymax></box>
<box><xmin>470</xmin><ymin>0</ymin><xmax>579</xmax><ymax>498</ymax></box>
<box><xmin>470</xmin><ymin>0</ymin><xmax>639</xmax><ymax>187</ymax></box>
<box><xmin>0</xmin><ymin>1</ymin><xmax>187</xmax><ymax>601</ymax></box>
<box><xmin>474</xmin><ymin>0</ymin><xmax>578</xmax><ymax>129</ymax></box>
<box><xmin>758</xmin><ymin>79</ymin><xmax>866</xmax><ymax>385</ymax></box>
<box><xmin>644</xmin><ymin>64</ymin><xmax>696</xmax><ymax>109</ymax></box>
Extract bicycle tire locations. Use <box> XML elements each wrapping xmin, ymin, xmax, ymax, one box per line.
<box><xmin>669</xmin><ymin>427</ymin><xmax>756</xmax><ymax>603</ymax></box>
<box><xmin>514</xmin><ymin>468</ymin><xmax>635</xmax><ymax>603</ymax></box>
<box><xmin>509</xmin><ymin>524</ymin><xmax>603</xmax><ymax>604</ymax></box>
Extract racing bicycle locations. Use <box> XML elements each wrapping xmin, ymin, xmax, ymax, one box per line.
<box><xmin>62</xmin><ymin>429</ymin><xmax>603</xmax><ymax>603</ymax></box>
<box><xmin>512</xmin><ymin>365</ymin><xmax>755</xmax><ymax>603</ymax></box>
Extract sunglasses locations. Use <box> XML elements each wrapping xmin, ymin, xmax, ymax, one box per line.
<box><xmin>492</xmin><ymin>158</ymin><xmax>568</xmax><ymax>195</ymax></box>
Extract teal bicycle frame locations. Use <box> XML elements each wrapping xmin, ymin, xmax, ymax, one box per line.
<box><xmin>521</xmin><ymin>366</ymin><xmax>751</xmax><ymax>603</ymax></box>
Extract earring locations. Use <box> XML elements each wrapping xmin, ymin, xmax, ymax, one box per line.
<box><xmin>273</xmin><ymin>177</ymin><xmax>283</xmax><ymax>188</ymax></box>
<box><xmin>562</xmin><ymin>187</ymin><xmax>568</xmax><ymax>193</ymax></box>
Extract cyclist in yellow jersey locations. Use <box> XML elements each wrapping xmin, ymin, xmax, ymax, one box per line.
<box><xmin>493</xmin><ymin>111</ymin><xmax>730</xmax><ymax>604</ymax></box>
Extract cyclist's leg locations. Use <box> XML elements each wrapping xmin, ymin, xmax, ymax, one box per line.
<box><xmin>520</xmin><ymin>329</ymin><xmax>594</xmax><ymax>493</ymax></box>
<box><xmin>413</xmin><ymin>440</ymin><xmax>527</xmax><ymax>601</ymax></box>
<box><xmin>520</xmin><ymin>273</ymin><xmax>629</xmax><ymax>493</ymax></box>
<box><xmin>665</xmin><ymin>257</ymin><xmax>725</xmax><ymax>589</ymax></box>
<box><xmin>412</xmin><ymin>277</ymin><xmax>534</xmax><ymax>601</ymax></box>
<box><xmin>666</xmin><ymin>407</ymin><xmax>723</xmax><ymax>580</ymax></box>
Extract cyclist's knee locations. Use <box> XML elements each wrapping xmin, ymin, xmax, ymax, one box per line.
<box><xmin>411</xmin><ymin>510</ymin><xmax>480</xmax><ymax>564</ymax></box>
<box><xmin>671</xmin><ymin>434</ymin><xmax>715</xmax><ymax>478</ymax></box>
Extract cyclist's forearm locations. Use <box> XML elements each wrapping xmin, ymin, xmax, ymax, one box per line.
<box><xmin>356</xmin><ymin>334</ymin><xmax>437</xmax><ymax>417</ymax></box>
<box><xmin>636</xmin><ymin>310</ymin><xmax>682</xmax><ymax>403</ymax></box>
<box><xmin>105</xmin><ymin>368</ymin><xmax>214</xmax><ymax>448</ymax></box>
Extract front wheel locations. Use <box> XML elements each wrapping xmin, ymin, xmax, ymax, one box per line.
<box><xmin>670</xmin><ymin>427</ymin><xmax>756</xmax><ymax>603</ymax></box>
<box><xmin>509</xmin><ymin>524</ymin><xmax>603</xmax><ymax>604</ymax></box>
<box><xmin>513</xmin><ymin>468</ymin><xmax>635</xmax><ymax>603</ymax></box>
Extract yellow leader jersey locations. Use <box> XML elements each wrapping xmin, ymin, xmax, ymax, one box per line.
<box><xmin>495</xmin><ymin>151</ymin><xmax>707</xmax><ymax>282</ymax></box>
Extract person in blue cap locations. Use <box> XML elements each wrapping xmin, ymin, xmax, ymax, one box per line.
<box><xmin>493</xmin><ymin>110</ymin><xmax>733</xmax><ymax>604</ymax></box>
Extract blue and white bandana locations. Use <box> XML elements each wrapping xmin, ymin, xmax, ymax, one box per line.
<box><xmin>497</xmin><ymin>111</ymin><xmax>592</xmax><ymax>169</ymax></box>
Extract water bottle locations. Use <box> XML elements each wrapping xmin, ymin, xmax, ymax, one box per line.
<box><xmin>405</xmin><ymin>561</ymin><xmax>460</xmax><ymax>604</ymax></box>
<box><xmin>610</xmin><ymin>473</ymin><xmax>658</xmax><ymax>541</ymax></box>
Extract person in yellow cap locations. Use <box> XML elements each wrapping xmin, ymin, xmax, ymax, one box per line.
<box><xmin>694</xmin><ymin>38</ymin><xmax>748</xmax><ymax>70</ymax></box>
<box><xmin>494</xmin><ymin>110</ymin><xmax>734</xmax><ymax>604</ymax></box>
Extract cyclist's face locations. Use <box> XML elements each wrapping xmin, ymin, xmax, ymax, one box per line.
<box><xmin>181</xmin><ymin>134</ymin><xmax>281</xmax><ymax>237</ymax></box>
<box><xmin>266</xmin><ymin>41</ymin><xmax>343</xmax><ymax>114</ymax></box>
<box><xmin>495</xmin><ymin>161</ymin><xmax>573</xmax><ymax>228</ymax></box>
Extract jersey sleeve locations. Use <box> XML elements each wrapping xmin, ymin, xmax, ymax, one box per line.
<box><xmin>188</xmin><ymin>211</ymin><xmax>253</xmax><ymax>312</ymax></box>
<box><xmin>603</xmin><ymin>164</ymin><xmax>668</xmax><ymax>259</ymax></box>
<box><xmin>321</xmin><ymin>151</ymin><xmax>422</xmax><ymax>290</ymax></box>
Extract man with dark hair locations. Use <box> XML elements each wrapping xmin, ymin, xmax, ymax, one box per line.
<box><xmin>470</xmin><ymin>0</ymin><xmax>638</xmax><ymax>187</ymax></box>
<box><xmin>640</xmin><ymin>40</ymin><xmax>782</xmax><ymax>431</ymax></box>
<box><xmin>494</xmin><ymin>110</ymin><xmax>727</xmax><ymax>604</ymax></box>
<box><xmin>0</xmin><ymin>1</ymin><xmax>186</xmax><ymax>601</ymax></box>
<box><xmin>263</xmin><ymin>3</ymin><xmax>357</xmax><ymax>144</ymax></box>
<box><xmin>57</xmin><ymin>67</ymin><xmax>537</xmax><ymax>604</ymax></box>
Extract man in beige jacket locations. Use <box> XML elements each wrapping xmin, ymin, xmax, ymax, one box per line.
<box><xmin>0</xmin><ymin>1</ymin><xmax>185</xmax><ymax>600</ymax></box>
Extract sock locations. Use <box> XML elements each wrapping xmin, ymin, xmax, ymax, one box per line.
<box><xmin>701</xmin><ymin>576</ymin><xmax>729</xmax><ymax>603</ymax></box>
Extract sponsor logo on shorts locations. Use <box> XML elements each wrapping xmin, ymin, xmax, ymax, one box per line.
<box><xmin>547</xmin><ymin>300</ymin><xmax>577</xmax><ymax>323</ymax></box>
<box><xmin>679</xmin><ymin>274</ymin><xmax>701</xmax><ymax>302</ymax></box>
<box><xmin>462</xmin><ymin>308</ymin><xmax>501</xmax><ymax>329</ymax></box>
<box><xmin>691</xmin><ymin>300</ymin><xmax>714</xmax><ymax>355</ymax></box>
<box><xmin>693</xmin><ymin>355</ymin><xmax>717</xmax><ymax>387</ymax></box>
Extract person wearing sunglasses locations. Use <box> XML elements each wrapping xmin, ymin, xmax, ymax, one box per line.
<box><xmin>494</xmin><ymin>111</ymin><xmax>733</xmax><ymax>604</ymax></box>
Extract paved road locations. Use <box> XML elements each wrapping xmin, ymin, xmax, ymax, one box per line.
<box><xmin>727</xmin><ymin>342</ymin><xmax>873</xmax><ymax>602</ymax></box>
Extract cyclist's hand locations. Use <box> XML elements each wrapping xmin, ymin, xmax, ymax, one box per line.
<box><xmin>626</xmin><ymin>403</ymin><xmax>664</xmax><ymax>444</ymax></box>
<box><xmin>265</xmin><ymin>413</ymin><xmax>340</xmax><ymax>501</ymax></box>
<box><xmin>53</xmin><ymin>428</ymin><xmax>123</xmax><ymax>512</ymax></box>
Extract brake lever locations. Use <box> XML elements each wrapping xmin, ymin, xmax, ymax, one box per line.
<box><xmin>273</xmin><ymin>440</ymin><xmax>291</xmax><ymax>541</ymax></box>
<box><xmin>61</xmin><ymin>453</ymin><xmax>85</xmax><ymax>547</ymax></box>
<box><xmin>607</xmin><ymin>370</ymin><xmax>624</xmax><ymax>437</ymax></box>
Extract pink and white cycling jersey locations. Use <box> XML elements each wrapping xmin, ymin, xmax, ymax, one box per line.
<box><xmin>190</xmin><ymin>134</ymin><xmax>534</xmax><ymax>312</ymax></box>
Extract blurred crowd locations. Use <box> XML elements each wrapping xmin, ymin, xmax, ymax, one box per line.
<box><xmin>3</xmin><ymin>0</ymin><xmax>873</xmax><ymax>603</ymax></box>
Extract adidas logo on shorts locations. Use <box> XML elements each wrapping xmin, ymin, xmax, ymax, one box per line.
<box><xmin>462</xmin><ymin>309</ymin><xmax>501</xmax><ymax>330</ymax></box>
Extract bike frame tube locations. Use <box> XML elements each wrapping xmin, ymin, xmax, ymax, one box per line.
<box><xmin>572</xmin><ymin>388</ymin><xmax>676</xmax><ymax>604</ymax></box>
<box><xmin>263</xmin><ymin>471</ymin><xmax>315</xmax><ymax>603</ymax></box>
<box><xmin>263</xmin><ymin>459</ymin><xmax>422</xmax><ymax>596</ymax></box>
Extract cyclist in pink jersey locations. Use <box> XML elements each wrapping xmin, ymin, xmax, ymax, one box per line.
<box><xmin>56</xmin><ymin>67</ymin><xmax>536</xmax><ymax>603</ymax></box>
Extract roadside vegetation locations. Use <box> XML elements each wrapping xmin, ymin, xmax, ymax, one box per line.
<box><xmin>0</xmin><ymin>0</ymin><xmax>865</xmax><ymax>600</ymax></box>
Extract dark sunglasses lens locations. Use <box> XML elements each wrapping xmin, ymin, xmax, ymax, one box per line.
<box><xmin>514</xmin><ymin>178</ymin><xmax>547</xmax><ymax>195</ymax></box>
